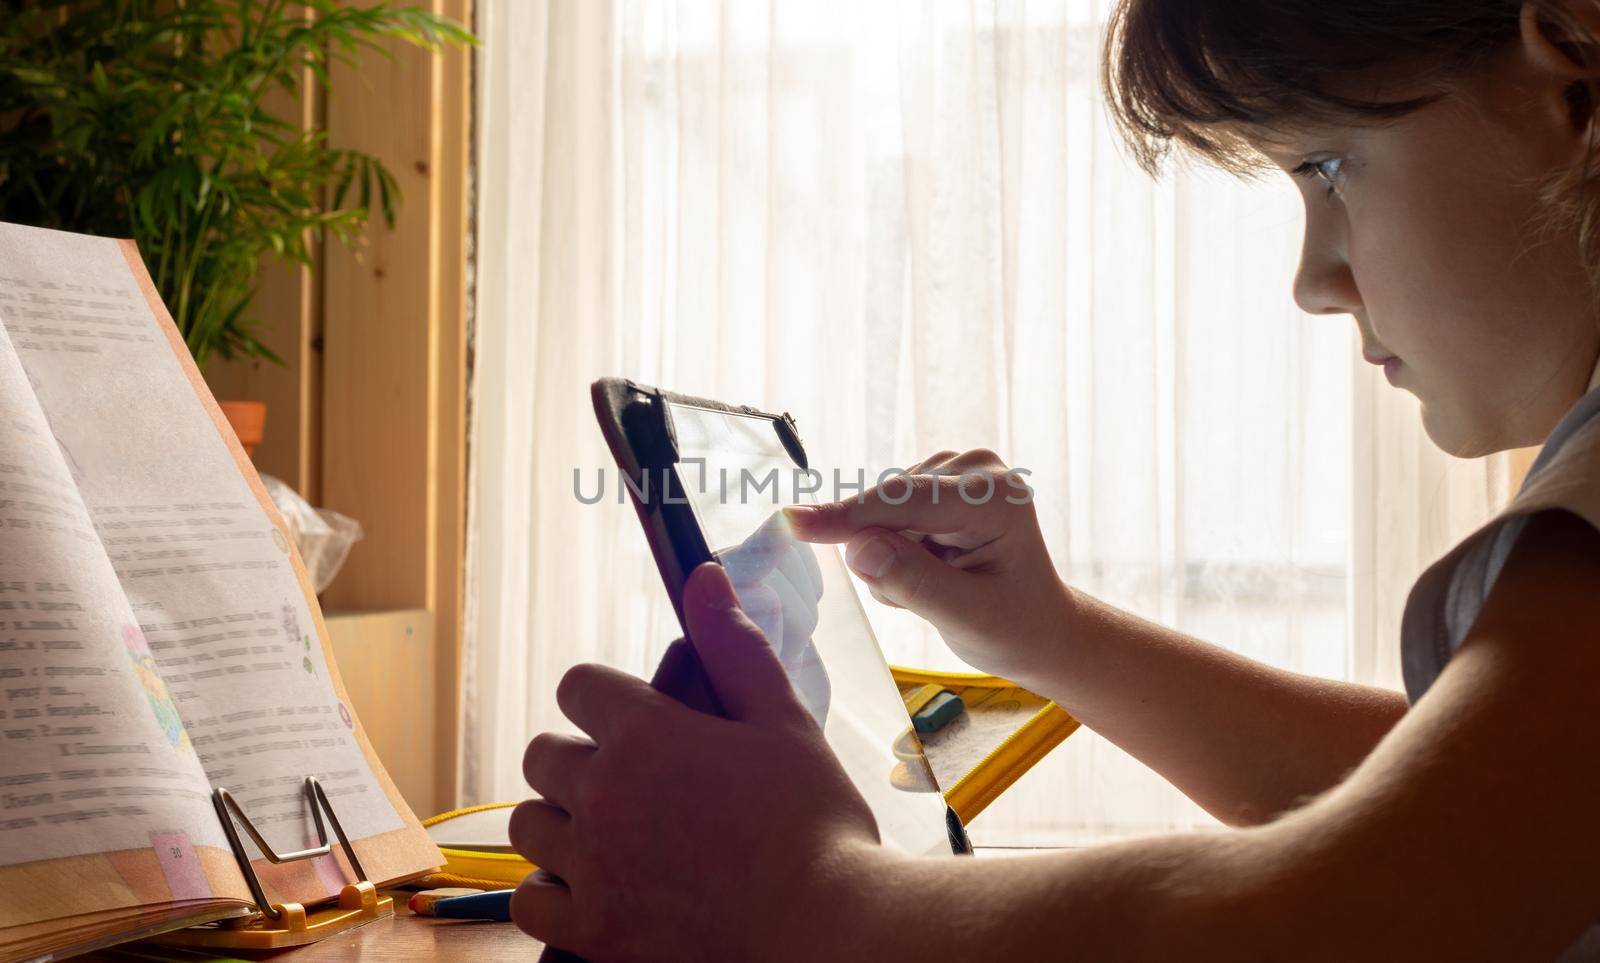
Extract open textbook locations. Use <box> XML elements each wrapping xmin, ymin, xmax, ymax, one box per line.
<box><xmin>0</xmin><ymin>222</ymin><xmax>440</xmax><ymax>960</ymax></box>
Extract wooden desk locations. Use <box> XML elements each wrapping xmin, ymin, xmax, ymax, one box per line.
<box><xmin>90</xmin><ymin>892</ymin><xmax>543</xmax><ymax>962</ymax></box>
<box><xmin>253</xmin><ymin>900</ymin><xmax>541</xmax><ymax>961</ymax></box>
<box><xmin>97</xmin><ymin>851</ymin><xmax>1027</xmax><ymax>959</ymax></box>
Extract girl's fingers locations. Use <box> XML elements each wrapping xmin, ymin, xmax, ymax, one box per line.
<box><xmin>507</xmin><ymin>798</ymin><xmax>575</xmax><ymax>878</ymax></box>
<box><xmin>511</xmin><ymin>869</ymin><xmax>580</xmax><ymax>949</ymax></box>
<box><xmin>908</xmin><ymin>450</ymin><xmax>961</xmax><ymax>475</ymax></box>
<box><xmin>522</xmin><ymin>732</ymin><xmax>596</xmax><ymax>809</ymax></box>
<box><xmin>867</xmin><ymin>584</ymin><xmax>905</xmax><ymax>609</ymax></box>
<box><xmin>843</xmin><ymin>528</ymin><xmax>981</xmax><ymax>626</ymax></box>
<box><xmin>783</xmin><ymin>475</ymin><xmax>1006</xmax><ymax>547</ymax></box>
<box><xmin>555</xmin><ymin>662</ymin><xmax>682</xmax><ymax>745</ymax></box>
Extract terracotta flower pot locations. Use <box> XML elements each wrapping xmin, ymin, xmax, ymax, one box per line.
<box><xmin>218</xmin><ymin>400</ymin><xmax>267</xmax><ymax>459</ymax></box>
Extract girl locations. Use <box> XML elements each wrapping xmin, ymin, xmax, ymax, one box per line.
<box><xmin>509</xmin><ymin>1</ymin><xmax>1600</xmax><ymax>958</ymax></box>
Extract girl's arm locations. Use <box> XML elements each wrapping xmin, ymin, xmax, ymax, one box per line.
<box><xmin>788</xmin><ymin>450</ymin><xmax>1407</xmax><ymax>826</ymax></box>
<box><xmin>1050</xmin><ymin>584</ymin><xmax>1409</xmax><ymax>826</ymax></box>
<box><xmin>816</xmin><ymin>508</ymin><xmax>1600</xmax><ymax>961</ymax></box>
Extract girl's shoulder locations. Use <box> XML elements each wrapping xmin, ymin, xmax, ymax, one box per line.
<box><xmin>1400</xmin><ymin>386</ymin><xmax>1600</xmax><ymax>702</ymax></box>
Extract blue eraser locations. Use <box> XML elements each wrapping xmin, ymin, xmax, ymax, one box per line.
<box><xmin>911</xmin><ymin>690</ymin><xmax>965</xmax><ymax>733</ymax></box>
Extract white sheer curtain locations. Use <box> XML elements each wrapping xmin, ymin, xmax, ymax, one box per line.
<box><xmin>464</xmin><ymin>0</ymin><xmax>1519</xmax><ymax>844</ymax></box>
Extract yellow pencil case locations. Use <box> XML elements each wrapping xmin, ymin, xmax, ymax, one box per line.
<box><xmin>888</xmin><ymin>666</ymin><xmax>1079</xmax><ymax>826</ymax></box>
<box><xmin>417</xmin><ymin>667</ymin><xmax>1080</xmax><ymax>888</ymax></box>
<box><xmin>417</xmin><ymin>802</ymin><xmax>532</xmax><ymax>888</ymax></box>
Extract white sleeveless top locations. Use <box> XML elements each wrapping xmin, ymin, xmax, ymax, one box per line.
<box><xmin>1400</xmin><ymin>364</ymin><xmax>1600</xmax><ymax>697</ymax></box>
<box><xmin>1398</xmin><ymin>359</ymin><xmax>1600</xmax><ymax>960</ymax></box>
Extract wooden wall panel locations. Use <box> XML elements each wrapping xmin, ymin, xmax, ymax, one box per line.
<box><xmin>429</xmin><ymin>0</ymin><xmax>472</xmax><ymax>813</ymax></box>
<box><xmin>321</xmin><ymin>40</ymin><xmax>434</xmax><ymax>612</ymax></box>
<box><xmin>328</xmin><ymin>609</ymin><xmax>438</xmax><ymax>817</ymax></box>
<box><xmin>318</xmin><ymin>0</ymin><xmax>471</xmax><ymax>809</ymax></box>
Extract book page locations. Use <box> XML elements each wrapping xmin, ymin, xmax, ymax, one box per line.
<box><xmin>0</xmin><ymin>320</ymin><xmax>250</xmax><ymax>929</ymax></box>
<box><xmin>0</xmin><ymin>223</ymin><xmax>437</xmax><ymax>902</ymax></box>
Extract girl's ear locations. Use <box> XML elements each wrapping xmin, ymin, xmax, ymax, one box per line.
<box><xmin>1521</xmin><ymin>2</ymin><xmax>1600</xmax><ymax>133</ymax></box>
<box><xmin>1522</xmin><ymin>2</ymin><xmax>1600</xmax><ymax>79</ymax></box>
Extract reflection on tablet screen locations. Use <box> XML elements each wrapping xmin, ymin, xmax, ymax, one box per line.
<box><xmin>665</xmin><ymin>402</ymin><xmax>953</xmax><ymax>857</ymax></box>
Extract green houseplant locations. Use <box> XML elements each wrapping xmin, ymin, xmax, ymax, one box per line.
<box><xmin>0</xmin><ymin>0</ymin><xmax>474</xmax><ymax>371</ymax></box>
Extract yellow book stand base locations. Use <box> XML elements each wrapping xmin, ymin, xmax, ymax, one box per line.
<box><xmin>143</xmin><ymin>778</ymin><xmax>394</xmax><ymax>950</ymax></box>
<box><xmin>146</xmin><ymin>881</ymin><xmax>393</xmax><ymax>950</ymax></box>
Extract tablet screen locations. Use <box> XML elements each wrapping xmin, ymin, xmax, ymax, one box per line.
<box><xmin>664</xmin><ymin>402</ymin><xmax>955</xmax><ymax>857</ymax></box>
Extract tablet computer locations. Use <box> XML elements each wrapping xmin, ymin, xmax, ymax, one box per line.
<box><xmin>591</xmin><ymin>377</ymin><xmax>972</xmax><ymax>858</ymax></box>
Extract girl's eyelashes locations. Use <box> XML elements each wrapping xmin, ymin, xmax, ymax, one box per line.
<box><xmin>1290</xmin><ymin>156</ymin><xmax>1345</xmax><ymax>200</ymax></box>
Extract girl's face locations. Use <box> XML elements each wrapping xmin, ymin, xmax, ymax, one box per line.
<box><xmin>1257</xmin><ymin>39</ymin><xmax>1600</xmax><ymax>458</ymax></box>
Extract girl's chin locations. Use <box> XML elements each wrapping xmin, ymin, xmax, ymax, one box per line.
<box><xmin>1419</xmin><ymin>402</ymin><xmax>1508</xmax><ymax>459</ymax></box>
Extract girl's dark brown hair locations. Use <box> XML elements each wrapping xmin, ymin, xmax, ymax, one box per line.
<box><xmin>1101</xmin><ymin>0</ymin><xmax>1592</xmax><ymax>174</ymax></box>
<box><xmin>1101</xmin><ymin>0</ymin><xmax>1600</xmax><ymax>289</ymax></box>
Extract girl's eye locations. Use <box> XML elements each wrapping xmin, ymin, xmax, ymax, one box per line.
<box><xmin>1291</xmin><ymin>157</ymin><xmax>1344</xmax><ymax>200</ymax></box>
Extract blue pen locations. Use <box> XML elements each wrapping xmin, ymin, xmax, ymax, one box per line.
<box><xmin>432</xmin><ymin>888</ymin><xmax>515</xmax><ymax>921</ymax></box>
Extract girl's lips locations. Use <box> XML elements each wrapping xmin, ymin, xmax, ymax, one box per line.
<box><xmin>1362</xmin><ymin>350</ymin><xmax>1403</xmax><ymax>384</ymax></box>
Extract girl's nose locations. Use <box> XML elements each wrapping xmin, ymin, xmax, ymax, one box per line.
<box><xmin>1292</xmin><ymin>260</ymin><xmax>1362</xmax><ymax>317</ymax></box>
<box><xmin>1292</xmin><ymin>219</ymin><xmax>1362</xmax><ymax>318</ymax></box>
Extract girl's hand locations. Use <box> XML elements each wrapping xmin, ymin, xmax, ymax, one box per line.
<box><xmin>784</xmin><ymin>449</ymin><xmax>1073</xmax><ymax>688</ymax></box>
<box><xmin>508</xmin><ymin>562</ymin><xmax>886</xmax><ymax>963</ymax></box>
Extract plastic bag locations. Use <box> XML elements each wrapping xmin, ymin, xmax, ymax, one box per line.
<box><xmin>260</xmin><ymin>474</ymin><xmax>363</xmax><ymax>594</ymax></box>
